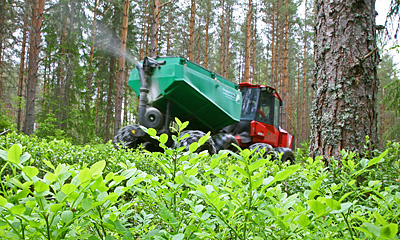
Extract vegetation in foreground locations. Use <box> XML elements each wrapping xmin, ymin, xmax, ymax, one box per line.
<box><xmin>0</xmin><ymin>123</ymin><xmax>399</xmax><ymax>239</ymax></box>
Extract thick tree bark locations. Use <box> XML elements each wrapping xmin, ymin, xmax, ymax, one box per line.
<box><xmin>188</xmin><ymin>0</ymin><xmax>196</xmax><ymax>61</ymax></box>
<box><xmin>204</xmin><ymin>0</ymin><xmax>210</xmax><ymax>68</ymax></box>
<box><xmin>302</xmin><ymin>0</ymin><xmax>308</xmax><ymax>144</ymax></box>
<box><xmin>87</xmin><ymin>0</ymin><xmax>98</xmax><ymax>106</ymax></box>
<box><xmin>219</xmin><ymin>0</ymin><xmax>225</xmax><ymax>76</ymax></box>
<box><xmin>140</xmin><ymin>0</ymin><xmax>149</xmax><ymax>59</ymax></box>
<box><xmin>23</xmin><ymin>0</ymin><xmax>45</xmax><ymax>135</ymax></box>
<box><xmin>223</xmin><ymin>3</ymin><xmax>231</xmax><ymax>78</ymax></box>
<box><xmin>17</xmin><ymin>7</ymin><xmax>29</xmax><ymax>131</ymax></box>
<box><xmin>281</xmin><ymin>0</ymin><xmax>289</xmax><ymax>131</ymax></box>
<box><xmin>270</xmin><ymin>1</ymin><xmax>276</xmax><ymax>88</ymax></box>
<box><xmin>243</xmin><ymin>0</ymin><xmax>252</xmax><ymax>82</ymax></box>
<box><xmin>0</xmin><ymin>0</ymin><xmax>6</xmax><ymax>101</ymax></box>
<box><xmin>310</xmin><ymin>0</ymin><xmax>379</xmax><ymax>159</ymax></box>
<box><xmin>149</xmin><ymin>0</ymin><xmax>160</xmax><ymax>58</ymax></box>
<box><xmin>114</xmin><ymin>0</ymin><xmax>129</xmax><ymax>134</ymax></box>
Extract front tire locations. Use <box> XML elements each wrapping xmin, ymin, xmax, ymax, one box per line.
<box><xmin>212</xmin><ymin>133</ymin><xmax>238</xmax><ymax>153</ymax></box>
<box><xmin>274</xmin><ymin>147</ymin><xmax>295</xmax><ymax>164</ymax></box>
<box><xmin>249</xmin><ymin>143</ymin><xmax>273</xmax><ymax>158</ymax></box>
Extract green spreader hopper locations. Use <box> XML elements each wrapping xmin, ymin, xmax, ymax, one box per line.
<box><xmin>129</xmin><ymin>57</ymin><xmax>242</xmax><ymax>132</ymax></box>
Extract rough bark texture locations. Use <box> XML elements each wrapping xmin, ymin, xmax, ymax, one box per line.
<box><xmin>23</xmin><ymin>0</ymin><xmax>45</xmax><ymax>135</ymax></box>
<box><xmin>243</xmin><ymin>0</ymin><xmax>252</xmax><ymax>82</ymax></box>
<box><xmin>114</xmin><ymin>0</ymin><xmax>129</xmax><ymax>135</ymax></box>
<box><xmin>149</xmin><ymin>0</ymin><xmax>160</xmax><ymax>58</ymax></box>
<box><xmin>87</xmin><ymin>0</ymin><xmax>98</xmax><ymax>106</ymax></box>
<box><xmin>188</xmin><ymin>0</ymin><xmax>195</xmax><ymax>61</ymax></box>
<box><xmin>309</xmin><ymin>0</ymin><xmax>379</xmax><ymax>159</ymax></box>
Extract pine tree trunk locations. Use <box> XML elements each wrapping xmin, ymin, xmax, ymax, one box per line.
<box><xmin>140</xmin><ymin>0</ymin><xmax>149</xmax><ymax>59</ymax></box>
<box><xmin>87</xmin><ymin>0</ymin><xmax>98</xmax><ymax>106</ymax></box>
<box><xmin>219</xmin><ymin>0</ymin><xmax>225</xmax><ymax>76</ymax></box>
<box><xmin>281</xmin><ymin>0</ymin><xmax>289</xmax><ymax>130</ymax></box>
<box><xmin>270</xmin><ymin>2</ymin><xmax>276</xmax><ymax>88</ymax></box>
<box><xmin>149</xmin><ymin>0</ymin><xmax>160</xmax><ymax>58</ymax></box>
<box><xmin>17</xmin><ymin>6</ymin><xmax>29</xmax><ymax>131</ymax></box>
<box><xmin>302</xmin><ymin>0</ymin><xmax>308</xmax><ymax>144</ymax></box>
<box><xmin>105</xmin><ymin>56</ymin><xmax>116</xmax><ymax>142</ymax></box>
<box><xmin>204</xmin><ymin>0</ymin><xmax>210</xmax><ymax>68</ymax></box>
<box><xmin>188</xmin><ymin>0</ymin><xmax>196</xmax><ymax>61</ymax></box>
<box><xmin>23</xmin><ymin>0</ymin><xmax>45</xmax><ymax>135</ymax></box>
<box><xmin>310</xmin><ymin>0</ymin><xmax>379</xmax><ymax>159</ymax></box>
<box><xmin>243</xmin><ymin>0</ymin><xmax>252</xmax><ymax>82</ymax></box>
<box><xmin>114</xmin><ymin>0</ymin><xmax>129</xmax><ymax>135</ymax></box>
<box><xmin>224</xmin><ymin>4</ymin><xmax>231</xmax><ymax>78</ymax></box>
<box><xmin>0</xmin><ymin>0</ymin><xmax>6</xmax><ymax>101</ymax></box>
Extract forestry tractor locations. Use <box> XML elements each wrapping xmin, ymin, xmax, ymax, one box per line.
<box><xmin>114</xmin><ymin>56</ymin><xmax>295</xmax><ymax>162</ymax></box>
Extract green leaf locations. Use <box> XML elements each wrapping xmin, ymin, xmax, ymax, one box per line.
<box><xmin>147</xmin><ymin>128</ymin><xmax>157</xmax><ymax>137</ymax></box>
<box><xmin>46</xmin><ymin>173</ymin><xmax>58</xmax><ymax>183</ymax></box>
<box><xmin>274</xmin><ymin>165</ymin><xmax>300</xmax><ymax>182</ymax></box>
<box><xmin>233</xmin><ymin>166</ymin><xmax>249</xmax><ymax>178</ymax></box>
<box><xmin>7</xmin><ymin>144</ymin><xmax>22</xmax><ymax>164</ymax></box>
<box><xmin>298</xmin><ymin>214</ymin><xmax>311</xmax><ymax>228</ymax></box>
<box><xmin>249</xmin><ymin>159</ymin><xmax>268</xmax><ymax>173</ymax></box>
<box><xmin>34</xmin><ymin>181</ymin><xmax>49</xmax><ymax>193</ymax></box>
<box><xmin>189</xmin><ymin>142</ymin><xmax>199</xmax><ymax>153</ymax></box>
<box><xmin>90</xmin><ymin>160</ymin><xmax>106</xmax><ymax>177</ymax></box>
<box><xmin>50</xmin><ymin>203</ymin><xmax>63</xmax><ymax>213</ymax></box>
<box><xmin>79</xmin><ymin>168</ymin><xmax>92</xmax><ymax>184</ymax></box>
<box><xmin>159</xmin><ymin>133</ymin><xmax>168</xmax><ymax>144</ymax></box>
<box><xmin>381</xmin><ymin>223</ymin><xmax>398</xmax><ymax>239</ymax></box>
<box><xmin>368</xmin><ymin>150</ymin><xmax>388</xmax><ymax>167</ymax></box>
<box><xmin>364</xmin><ymin>223</ymin><xmax>381</xmax><ymax>237</ymax></box>
<box><xmin>187</xmin><ymin>167</ymin><xmax>198</xmax><ymax>176</ymax></box>
<box><xmin>172</xmin><ymin>233</ymin><xmax>184</xmax><ymax>240</ymax></box>
<box><xmin>61</xmin><ymin>210</ymin><xmax>73</xmax><ymax>223</ymax></box>
<box><xmin>10</xmin><ymin>205</ymin><xmax>25</xmax><ymax>215</ymax></box>
<box><xmin>330</xmin><ymin>202</ymin><xmax>353</xmax><ymax>214</ymax></box>
<box><xmin>307</xmin><ymin>200</ymin><xmax>326</xmax><ymax>216</ymax></box>
<box><xmin>210</xmin><ymin>157</ymin><xmax>219</xmax><ymax>169</ymax></box>
<box><xmin>81</xmin><ymin>198</ymin><xmax>93</xmax><ymax>211</ymax></box>
<box><xmin>0</xmin><ymin>196</ymin><xmax>7</xmax><ymax>206</ymax></box>
<box><xmin>62</xmin><ymin>184</ymin><xmax>77</xmax><ymax>195</ymax></box>
<box><xmin>198</xmin><ymin>132</ymin><xmax>210</xmax><ymax>146</ymax></box>
<box><xmin>22</xmin><ymin>166</ymin><xmax>39</xmax><ymax>178</ymax></box>
<box><xmin>373</xmin><ymin>212</ymin><xmax>388</xmax><ymax>226</ymax></box>
<box><xmin>0</xmin><ymin>149</ymin><xmax>7</xmax><ymax>161</ymax></box>
<box><xmin>42</xmin><ymin>160</ymin><xmax>55</xmax><ymax>170</ymax></box>
<box><xmin>323</xmin><ymin>198</ymin><xmax>341</xmax><ymax>211</ymax></box>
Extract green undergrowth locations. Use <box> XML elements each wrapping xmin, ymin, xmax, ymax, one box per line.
<box><xmin>0</xmin><ymin>121</ymin><xmax>399</xmax><ymax>239</ymax></box>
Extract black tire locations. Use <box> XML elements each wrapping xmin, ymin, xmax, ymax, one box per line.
<box><xmin>177</xmin><ymin>130</ymin><xmax>216</xmax><ymax>155</ymax></box>
<box><xmin>274</xmin><ymin>147</ymin><xmax>295</xmax><ymax>164</ymax></box>
<box><xmin>113</xmin><ymin>125</ymin><xmax>141</xmax><ymax>149</ymax></box>
<box><xmin>212</xmin><ymin>133</ymin><xmax>239</xmax><ymax>153</ymax></box>
<box><xmin>249</xmin><ymin>143</ymin><xmax>273</xmax><ymax>158</ymax></box>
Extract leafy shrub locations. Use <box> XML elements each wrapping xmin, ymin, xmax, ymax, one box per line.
<box><xmin>0</xmin><ymin>121</ymin><xmax>399</xmax><ymax>239</ymax></box>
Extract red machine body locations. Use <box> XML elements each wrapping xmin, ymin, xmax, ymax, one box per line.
<box><xmin>232</xmin><ymin>82</ymin><xmax>294</xmax><ymax>150</ymax></box>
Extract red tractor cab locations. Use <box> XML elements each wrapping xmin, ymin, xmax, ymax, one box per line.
<box><xmin>225</xmin><ymin>82</ymin><xmax>294</xmax><ymax>152</ymax></box>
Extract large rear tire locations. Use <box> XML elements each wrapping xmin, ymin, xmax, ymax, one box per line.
<box><xmin>113</xmin><ymin>125</ymin><xmax>141</xmax><ymax>149</ymax></box>
<box><xmin>212</xmin><ymin>133</ymin><xmax>238</xmax><ymax>153</ymax></box>
<box><xmin>249</xmin><ymin>143</ymin><xmax>273</xmax><ymax>158</ymax></box>
<box><xmin>177</xmin><ymin>130</ymin><xmax>216</xmax><ymax>155</ymax></box>
<box><xmin>274</xmin><ymin>147</ymin><xmax>295</xmax><ymax>164</ymax></box>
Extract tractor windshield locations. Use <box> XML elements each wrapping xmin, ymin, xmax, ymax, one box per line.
<box><xmin>240</xmin><ymin>87</ymin><xmax>279</xmax><ymax>128</ymax></box>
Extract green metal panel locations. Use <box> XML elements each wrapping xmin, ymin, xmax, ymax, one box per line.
<box><xmin>129</xmin><ymin>57</ymin><xmax>242</xmax><ymax>132</ymax></box>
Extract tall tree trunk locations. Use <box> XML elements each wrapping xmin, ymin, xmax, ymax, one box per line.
<box><xmin>204</xmin><ymin>0</ymin><xmax>210</xmax><ymax>68</ymax></box>
<box><xmin>223</xmin><ymin>3</ymin><xmax>231</xmax><ymax>78</ymax></box>
<box><xmin>188</xmin><ymin>0</ymin><xmax>196</xmax><ymax>61</ymax></box>
<box><xmin>282</xmin><ymin>0</ymin><xmax>289</xmax><ymax>130</ymax></box>
<box><xmin>87</xmin><ymin>0</ymin><xmax>98</xmax><ymax>106</ymax></box>
<box><xmin>17</xmin><ymin>5</ymin><xmax>29</xmax><ymax>131</ymax></box>
<box><xmin>140</xmin><ymin>0</ymin><xmax>149</xmax><ymax>59</ymax></box>
<box><xmin>0</xmin><ymin>0</ymin><xmax>6</xmax><ymax>101</ymax></box>
<box><xmin>270</xmin><ymin>1</ymin><xmax>276</xmax><ymax>88</ymax></box>
<box><xmin>23</xmin><ymin>0</ymin><xmax>45</xmax><ymax>135</ymax></box>
<box><xmin>251</xmin><ymin>5</ymin><xmax>257</xmax><ymax>83</ymax></box>
<box><xmin>310</xmin><ymin>0</ymin><xmax>379</xmax><ymax>159</ymax></box>
<box><xmin>149</xmin><ymin>0</ymin><xmax>160</xmax><ymax>58</ymax></box>
<box><xmin>105</xmin><ymin>56</ymin><xmax>116</xmax><ymax>142</ymax></box>
<box><xmin>114</xmin><ymin>0</ymin><xmax>129</xmax><ymax>134</ymax></box>
<box><xmin>243</xmin><ymin>0</ymin><xmax>252</xmax><ymax>82</ymax></box>
<box><xmin>302</xmin><ymin>0</ymin><xmax>308</xmax><ymax>143</ymax></box>
<box><xmin>219</xmin><ymin>0</ymin><xmax>225</xmax><ymax>76</ymax></box>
